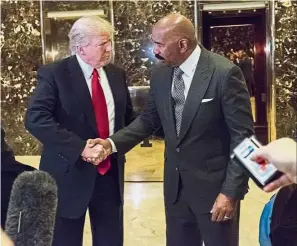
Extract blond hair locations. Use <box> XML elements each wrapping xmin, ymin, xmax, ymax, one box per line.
<box><xmin>68</xmin><ymin>16</ymin><xmax>114</xmax><ymax>55</ymax></box>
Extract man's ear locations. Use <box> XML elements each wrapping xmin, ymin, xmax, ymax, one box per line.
<box><xmin>179</xmin><ymin>39</ymin><xmax>188</xmax><ymax>53</ymax></box>
<box><xmin>78</xmin><ymin>46</ymin><xmax>85</xmax><ymax>56</ymax></box>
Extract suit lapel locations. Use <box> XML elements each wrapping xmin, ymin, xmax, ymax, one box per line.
<box><xmin>68</xmin><ymin>56</ymin><xmax>98</xmax><ymax>136</ymax></box>
<box><xmin>162</xmin><ymin>66</ymin><xmax>177</xmax><ymax>142</ymax></box>
<box><xmin>103</xmin><ymin>64</ymin><xmax>120</xmax><ymax>133</ymax></box>
<box><xmin>177</xmin><ymin>48</ymin><xmax>214</xmax><ymax>145</ymax></box>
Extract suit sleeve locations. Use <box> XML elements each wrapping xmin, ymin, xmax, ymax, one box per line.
<box><xmin>220</xmin><ymin>66</ymin><xmax>255</xmax><ymax>199</ymax></box>
<box><xmin>25</xmin><ymin>67</ymin><xmax>85</xmax><ymax>164</ymax></box>
<box><xmin>123</xmin><ymin>72</ymin><xmax>137</xmax><ymax>126</ymax></box>
<box><xmin>109</xmin><ymin>77</ymin><xmax>161</xmax><ymax>155</ymax></box>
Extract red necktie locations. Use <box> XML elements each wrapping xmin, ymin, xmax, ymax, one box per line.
<box><xmin>91</xmin><ymin>68</ymin><xmax>111</xmax><ymax>175</ymax></box>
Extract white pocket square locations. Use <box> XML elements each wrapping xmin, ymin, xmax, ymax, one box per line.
<box><xmin>201</xmin><ymin>98</ymin><xmax>213</xmax><ymax>103</ymax></box>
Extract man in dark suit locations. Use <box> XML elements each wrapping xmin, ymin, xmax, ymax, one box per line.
<box><xmin>25</xmin><ymin>16</ymin><xmax>134</xmax><ymax>246</ymax></box>
<box><xmin>90</xmin><ymin>14</ymin><xmax>254</xmax><ymax>246</ymax></box>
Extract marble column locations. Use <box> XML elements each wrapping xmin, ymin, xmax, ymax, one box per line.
<box><xmin>275</xmin><ymin>0</ymin><xmax>297</xmax><ymax>139</ymax></box>
<box><xmin>1</xmin><ymin>0</ymin><xmax>42</xmax><ymax>154</ymax></box>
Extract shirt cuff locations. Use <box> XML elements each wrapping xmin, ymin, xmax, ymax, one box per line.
<box><xmin>107</xmin><ymin>138</ymin><xmax>117</xmax><ymax>153</ymax></box>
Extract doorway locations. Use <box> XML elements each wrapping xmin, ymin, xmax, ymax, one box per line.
<box><xmin>198</xmin><ymin>2</ymin><xmax>270</xmax><ymax>144</ymax></box>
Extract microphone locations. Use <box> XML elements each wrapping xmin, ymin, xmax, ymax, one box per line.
<box><xmin>5</xmin><ymin>170</ymin><xmax>58</xmax><ymax>246</ymax></box>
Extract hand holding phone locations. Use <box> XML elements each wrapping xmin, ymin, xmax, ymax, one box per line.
<box><xmin>231</xmin><ymin>136</ymin><xmax>282</xmax><ymax>189</ymax></box>
<box><xmin>250</xmin><ymin>138</ymin><xmax>297</xmax><ymax>192</ymax></box>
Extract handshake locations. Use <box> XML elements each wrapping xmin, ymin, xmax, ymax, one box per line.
<box><xmin>81</xmin><ymin>138</ymin><xmax>112</xmax><ymax>166</ymax></box>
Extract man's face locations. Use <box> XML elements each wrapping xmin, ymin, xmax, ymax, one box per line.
<box><xmin>80</xmin><ymin>32</ymin><xmax>112</xmax><ymax>68</ymax></box>
<box><xmin>237</xmin><ymin>50</ymin><xmax>244</xmax><ymax>59</ymax></box>
<box><xmin>151</xmin><ymin>27</ymin><xmax>181</xmax><ymax>66</ymax></box>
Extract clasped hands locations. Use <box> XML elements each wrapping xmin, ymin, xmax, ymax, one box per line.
<box><xmin>81</xmin><ymin>138</ymin><xmax>111</xmax><ymax>165</ymax></box>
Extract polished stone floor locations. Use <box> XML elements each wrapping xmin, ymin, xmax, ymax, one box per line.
<box><xmin>16</xmin><ymin>146</ymin><xmax>272</xmax><ymax>246</ymax></box>
<box><xmin>82</xmin><ymin>181</ymin><xmax>273</xmax><ymax>246</ymax></box>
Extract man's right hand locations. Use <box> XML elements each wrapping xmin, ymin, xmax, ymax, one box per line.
<box><xmin>83</xmin><ymin>138</ymin><xmax>112</xmax><ymax>165</ymax></box>
<box><xmin>81</xmin><ymin>142</ymin><xmax>106</xmax><ymax>165</ymax></box>
<box><xmin>88</xmin><ymin>138</ymin><xmax>112</xmax><ymax>156</ymax></box>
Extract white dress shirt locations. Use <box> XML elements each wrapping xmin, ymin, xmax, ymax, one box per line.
<box><xmin>76</xmin><ymin>54</ymin><xmax>115</xmax><ymax>136</ymax></box>
<box><xmin>173</xmin><ymin>45</ymin><xmax>201</xmax><ymax>99</ymax></box>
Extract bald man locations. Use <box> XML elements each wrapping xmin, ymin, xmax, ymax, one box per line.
<box><xmin>90</xmin><ymin>14</ymin><xmax>254</xmax><ymax>246</ymax></box>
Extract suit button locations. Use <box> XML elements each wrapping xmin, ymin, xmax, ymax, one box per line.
<box><xmin>58</xmin><ymin>153</ymin><xmax>67</xmax><ymax>161</ymax></box>
<box><xmin>176</xmin><ymin>148</ymin><xmax>180</xmax><ymax>152</ymax></box>
<box><xmin>176</xmin><ymin>167</ymin><xmax>178</xmax><ymax>171</ymax></box>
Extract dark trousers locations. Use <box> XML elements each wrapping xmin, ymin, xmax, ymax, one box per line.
<box><xmin>165</xmin><ymin>181</ymin><xmax>239</xmax><ymax>246</ymax></box>
<box><xmin>52</xmin><ymin>173</ymin><xmax>123</xmax><ymax>246</ymax></box>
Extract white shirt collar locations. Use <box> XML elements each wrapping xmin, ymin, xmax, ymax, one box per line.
<box><xmin>76</xmin><ymin>54</ymin><xmax>96</xmax><ymax>79</ymax></box>
<box><xmin>179</xmin><ymin>45</ymin><xmax>201</xmax><ymax>77</ymax></box>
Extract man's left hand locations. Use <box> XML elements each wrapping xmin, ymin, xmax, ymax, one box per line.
<box><xmin>210</xmin><ymin>193</ymin><xmax>238</xmax><ymax>222</ymax></box>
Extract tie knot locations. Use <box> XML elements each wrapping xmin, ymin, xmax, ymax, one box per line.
<box><xmin>92</xmin><ymin>68</ymin><xmax>99</xmax><ymax>78</ymax></box>
<box><xmin>174</xmin><ymin>67</ymin><xmax>183</xmax><ymax>78</ymax></box>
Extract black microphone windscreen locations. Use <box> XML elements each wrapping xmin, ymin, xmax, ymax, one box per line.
<box><xmin>5</xmin><ymin>170</ymin><xmax>58</xmax><ymax>246</ymax></box>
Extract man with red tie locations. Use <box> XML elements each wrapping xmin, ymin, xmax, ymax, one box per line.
<box><xmin>25</xmin><ymin>16</ymin><xmax>134</xmax><ymax>246</ymax></box>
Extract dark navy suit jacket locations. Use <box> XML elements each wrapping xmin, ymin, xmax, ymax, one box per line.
<box><xmin>25</xmin><ymin>56</ymin><xmax>134</xmax><ymax>218</ymax></box>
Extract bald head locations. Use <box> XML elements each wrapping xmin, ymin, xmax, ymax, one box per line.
<box><xmin>152</xmin><ymin>14</ymin><xmax>197</xmax><ymax>66</ymax></box>
<box><xmin>154</xmin><ymin>14</ymin><xmax>197</xmax><ymax>47</ymax></box>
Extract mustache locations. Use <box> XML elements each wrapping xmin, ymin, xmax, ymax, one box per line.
<box><xmin>155</xmin><ymin>54</ymin><xmax>165</xmax><ymax>60</ymax></box>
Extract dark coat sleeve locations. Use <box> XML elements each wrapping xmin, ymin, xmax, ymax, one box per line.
<box><xmin>110</xmin><ymin>74</ymin><xmax>161</xmax><ymax>155</ymax></box>
<box><xmin>123</xmin><ymin>72</ymin><xmax>137</xmax><ymax>126</ymax></box>
<box><xmin>24</xmin><ymin>67</ymin><xmax>85</xmax><ymax>165</ymax></box>
<box><xmin>220</xmin><ymin>65</ymin><xmax>255</xmax><ymax>199</ymax></box>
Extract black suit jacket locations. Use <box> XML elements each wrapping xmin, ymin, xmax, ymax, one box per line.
<box><xmin>25</xmin><ymin>56</ymin><xmax>134</xmax><ymax>219</ymax></box>
<box><xmin>110</xmin><ymin>47</ymin><xmax>254</xmax><ymax>212</ymax></box>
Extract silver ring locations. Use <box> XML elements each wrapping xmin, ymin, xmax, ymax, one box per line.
<box><xmin>224</xmin><ymin>216</ymin><xmax>231</xmax><ymax>219</ymax></box>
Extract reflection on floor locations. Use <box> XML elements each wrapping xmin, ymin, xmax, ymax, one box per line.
<box><xmin>16</xmin><ymin>116</ymin><xmax>268</xmax><ymax>246</ymax></box>
<box><xmin>16</xmin><ymin>156</ymin><xmax>273</xmax><ymax>246</ymax></box>
<box><xmin>83</xmin><ymin>182</ymin><xmax>273</xmax><ymax>246</ymax></box>
<box><xmin>125</xmin><ymin>140</ymin><xmax>164</xmax><ymax>181</ymax></box>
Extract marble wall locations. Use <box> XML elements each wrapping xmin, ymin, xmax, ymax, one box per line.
<box><xmin>113</xmin><ymin>0</ymin><xmax>194</xmax><ymax>86</ymax></box>
<box><xmin>275</xmin><ymin>1</ymin><xmax>297</xmax><ymax>139</ymax></box>
<box><xmin>1</xmin><ymin>0</ymin><xmax>296</xmax><ymax>155</ymax></box>
<box><xmin>1</xmin><ymin>0</ymin><xmax>42</xmax><ymax>154</ymax></box>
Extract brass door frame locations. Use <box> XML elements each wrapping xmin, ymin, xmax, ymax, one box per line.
<box><xmin>266</xmin><ymin>1</ymin><xmax>276</xmax><ymax>141</ymax></box>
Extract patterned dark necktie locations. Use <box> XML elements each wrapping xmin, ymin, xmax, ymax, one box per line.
<box><xmin>171</xmin><ymin>67</ymin><xmax>185</xmax><ymax>136</ymax></box>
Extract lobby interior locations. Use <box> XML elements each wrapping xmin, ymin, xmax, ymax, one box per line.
<box><xmin>1</xmin><ymin>0</ymin><xmax>297</xmax><ymax>245</ymax></box>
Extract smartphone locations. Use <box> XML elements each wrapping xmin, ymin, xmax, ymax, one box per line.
<box><xmin>231</xmin><ymin>136</ymin><xmax>282</xmax><ymax>189</ymax></box>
